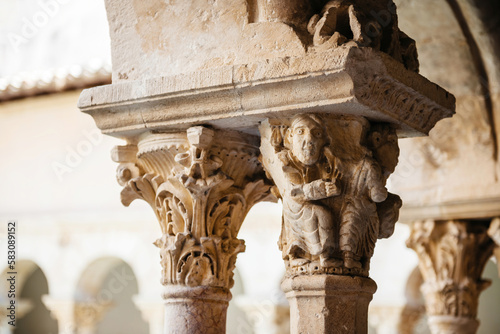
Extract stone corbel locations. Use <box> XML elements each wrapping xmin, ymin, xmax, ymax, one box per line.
<box><xmin>407</xmin><ymin>219</ymin><xmax>496</xmax><ymax>334</ymax></box>
<box><xmin>112</xmin><ymin>126</ymin><xmax>274</xmax><ymax>333</ymax></box>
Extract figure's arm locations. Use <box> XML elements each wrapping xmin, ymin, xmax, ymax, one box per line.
<box><xmin>367</xmin><ymin>162</ymin><xmax>388</xmax><ymax>203</ymax></box>
<box><xmin>290</xmin><ymin>179</ymin><xmax>340</xmax><ymax>201</ymax></box>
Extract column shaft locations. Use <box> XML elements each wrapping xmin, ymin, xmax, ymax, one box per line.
<box><xmin>283</xmin><ymin>275</ymin><xmax>376</xmax><ymax>334</ymax></box>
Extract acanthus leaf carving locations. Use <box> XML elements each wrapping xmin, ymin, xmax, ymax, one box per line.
<box><xmin>260</xmin><ymin>113</ymin><xmax>400</xmax><ymax>277</ymax></box>
<box><xmin>407</xmin><ymin>220</ymin><xmax>496</xmax><ymax>319</ymax></box>
<box><xmin>114</xmin><ymin>126</ymin><xmax>273</xmax><ymax>289</ymax></box>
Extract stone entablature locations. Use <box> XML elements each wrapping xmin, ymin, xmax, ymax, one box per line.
<box><xmin>79</xmin><ymin>46</ymin><xmax>454</xmax><ymax>139</ymax></box>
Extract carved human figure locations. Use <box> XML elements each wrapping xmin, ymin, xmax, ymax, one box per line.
<box><xmin>369</xmin><ymin>125</ymin><xmax>402</xmax><ymax>239</ymax></box>
<box><xmin>339</xmin><ymin>155</ymin><xmax>387</xmax><ymax>269</ymax></box>
<box><xmin>278</xmin><ymin>114</ymin><xmax>341</xmax><ymax>268</ymax></box>
<box><xmin>339</xmin><ymin>124</ymin><xmax>400</xmax><ymax>270</ymax></box>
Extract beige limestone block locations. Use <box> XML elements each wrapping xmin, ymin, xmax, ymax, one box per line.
<box><xmin>282</xmin><ymin>275</ymin><xmax>377</xmax><ymax>334</ymax></box>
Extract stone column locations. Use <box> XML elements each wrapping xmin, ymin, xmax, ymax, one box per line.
<box><xmin>112</xmin><ymin>127</ymin><xmax>273</xmax><ymax>333</ymax></box>
<box><xmin>42</xmin><ymin>297</ymin><xmax>75</xmax><ymax>334</ymax></box>
<box><xmin>407</xmin><ymin>219</ymin><xmax>500</xmax><ymax>334</ymax></box>
<box><xmin>260</xmin><ymin>115</ymin><xmax>404</xmax><ymax>333</ymax></box>
<box><xmin>74</xmin><ymin>301</ymin><xmax>113</xmax><ymax>334</ymax></box>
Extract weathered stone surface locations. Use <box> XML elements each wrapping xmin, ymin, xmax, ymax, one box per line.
<box><xmin>282</xmin><ymin>275</ymin><xmax>377</xmax><ymax>334</ymax></box>
<box><xmin>407</xmin><ymin>219</ymin><xmax>498</xmax><ymax>334</ymax></box>
<box><xmin>114</xmin><ymin>127</ymin><xmax>273</xmax><ymax>290</ymax></box>
<box><xmin>79</xmin><ymin>46</ymin><xmax>454</xmax><ymax>139</ymax></box>
<box><xmin>104</xmin><ymin>0</ymin><xmax>419</xmax><ymax>82</ymax></box>
<box><xmin>260</xmin><ymin>114</ymin><xmax>401</xmax><ymax>277</ymax></box>
<box><xmin>162</xmin><ymin>286</ymin><xmax>230</xmax><ymax>334</ymax></box>
<box><xmin>79</xmin><ymin>2</ymin><xmax>457</xmax><ymax>334</ymax></box>
<box><xmin>111</xmin><ymin>126</ymin><xmax>274</xmax><ymax>333</ymax></box>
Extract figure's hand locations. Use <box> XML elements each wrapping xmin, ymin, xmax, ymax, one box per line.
<box><xmin>305</xmin><ymin>179</ymin><xmax>340</xmax><ymax>199</ymax></box>
<box><xmin>370</xmin><ymin>186</ymin><xmax>387</xmax><ymax>203</ymax></box>
<box><xmin>324</xmin><ymin>181</ymin><xmax>340</xmax><ymax>197</ymax></box>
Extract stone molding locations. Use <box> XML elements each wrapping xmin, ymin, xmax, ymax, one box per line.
<box><xmin>113</xmin><ymin>126</ymin><xmax>274</xmax><ymax>289</ymax></box>
<box><xmin>399</xmin><ymin>198</ymin><xmax>500</xmax><ymax>223</ymax></box>
<box><xmin>79</xmin><ymin>47</ymin><xmax>454</xmax><ymax>139</ymax></box>
<box><xmin>260</xmin><ymin>113</ymin><xmax>401</xmax><ymax>277</ymax></box>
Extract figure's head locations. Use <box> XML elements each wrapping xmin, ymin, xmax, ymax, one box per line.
<box><xmin>369</xmin><ymin>125</ymin><xmax>399</xmax><ymax>177</ymax></box>
<box><xmin>289</xmin><ymin>114</ymin><xmax>326</xmax><ymax>166</ymax></box>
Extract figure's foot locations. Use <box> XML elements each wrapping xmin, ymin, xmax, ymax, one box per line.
<box><xmin>343</xmin><ymin>252</ymin><xmax>362</xmax><ymax>269</ymax></box>
<box><xmin>290</xmin><ymin>257</ymin><xmax>310</xmax><ymax>267</ymax></box>
<box><xmin>320</xmin><ymin>254</ymin><xmax>342</xmax><ymax>268</ymax></box>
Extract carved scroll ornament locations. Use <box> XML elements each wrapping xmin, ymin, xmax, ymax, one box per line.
<box><xmin>113</xmin><ymin>127</ymin><xmax>274</xmax><ymax>289</ymax></box>
<box><xmin>260</xmin><ymin>113</ymin><xmax>401</xmax><ymax>277</ymax></box>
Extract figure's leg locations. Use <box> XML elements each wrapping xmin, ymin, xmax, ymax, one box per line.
<box><xmin>316</xmin><ymin>205</ymin><xmax>342</xmax><ymax>267</ymax></box>
<box><xmin>340</xmin><ymin>204</ymin><xmax>363</xmax><ymax>269</ymax></box>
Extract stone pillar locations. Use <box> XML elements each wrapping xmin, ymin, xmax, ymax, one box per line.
<box><xmin>42</xmin><ymin>297</ymin><xmax>75</xmax><ymax>334</ymax></box>
<box><xmin>74</xmin><ymin>301</ymin><xmax>113</xmax><ymax>334</ymax></box>
<box><xmin>407</xmin><ymin>219</ymin><xmax>500</xmax><ymax>334</ymax></box>
<box><xmin>112</xmin><ymin>127</ymin><xmax>273</xmax><ymax>333</ymax></box>
<box><xmin>260</xmin><ymin>114</ymin><xmax>406</xmax><ymax>334</ymax></box>
<box><xmin>0</xmin><ymin>299</ymin><xmax>32</xmax><ymax>334</ymax></box>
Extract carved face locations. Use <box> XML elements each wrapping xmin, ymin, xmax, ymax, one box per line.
<box><xmin>371</xmin><ymin>131</ymin><xmax>399</xmax><ymax>175</ymax></box>
<box><xmin>290</xmin><ymin>116</ymin><xmax>326</xmax><ymax>166</ymax></box>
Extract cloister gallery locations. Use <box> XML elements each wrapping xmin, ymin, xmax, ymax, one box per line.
<box><xmin>0</xmin><ymin>0</ymin><xmax>499</xmax><ymax>333</ymax></box>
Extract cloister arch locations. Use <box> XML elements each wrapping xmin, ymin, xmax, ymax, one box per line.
<box><xmin>0</xmin><ymin>260</ymin><xmax>58</xmax><ymax>334</ymax></box>
<box><xmin>74</xmin><ymin>256</ymin><xmax>148</xmax><ymax>334</ymax></box>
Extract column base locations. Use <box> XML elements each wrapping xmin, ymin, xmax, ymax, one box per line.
<box><xmin>282</xmin><ymin>275</ymin><xmax>377</xmax><ymax>334</ymax></box>
<box><xmin>162</xmin><ymin>285</ymin><xmax>231</xmax><ymax>334</ymax></box>
<box><xmin>428</xmin><ymin>315</ymin><xmax>479</xmax><ymax>334</ymax></box>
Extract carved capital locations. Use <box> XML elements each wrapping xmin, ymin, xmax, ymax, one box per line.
<box><xmin>74</xmin><ymin>301</ymin><xmax>113</xmax><ymax>333</ymax></box>
<box><xmin>260</xmin><ymin>114</ymin><xmax>401</xmax><ymax>277</ymax></box>
<box><xmin>113</xmin><ymin>127</ymin><xmax>274</xmax><ymax>289</ymax></box>
<box><xmin>407</xmin><ymin>220</ymin><xmax>495</xmax><ymax>321</ymax></box>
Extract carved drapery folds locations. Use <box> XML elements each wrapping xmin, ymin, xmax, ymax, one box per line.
<box><xmin>260</xmin><ymin>113</ymin><xmax>401</xmax><ymax>277</ymax></box>
<box><xmin>113</xmin><ymin>126</ymin><xmax>273</xmax><ymax>290</ymax></box>
<box><xmin>407</xmin><ymin>219</ymin><xmax>498</xmax><ymax>333</ymax></box>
